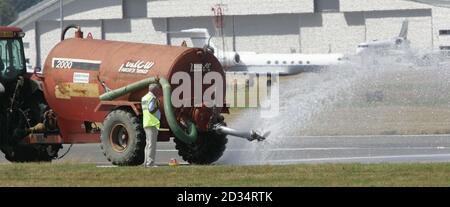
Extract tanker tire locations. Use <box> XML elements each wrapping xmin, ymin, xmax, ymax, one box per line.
<box><xmin>100</xmin><ymin>109</ymin><xmax>145</xmax><ymax>166</ymax></box>
<box><xmin>175</xmin><ymin>131</ymin><xmax>228</xmax><ymax>165</ymax></box>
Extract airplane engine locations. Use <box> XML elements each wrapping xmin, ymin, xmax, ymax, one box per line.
<box><xmin>219</xmin><ymin>52</ymin><xmax>241</xmax><ymax>68</ymax></box>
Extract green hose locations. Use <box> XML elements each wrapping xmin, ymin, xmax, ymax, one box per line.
<box><xmin>159</xmin><ymin>78</ymin><xmax>198</xmax><ymax>144</ymax></box>
<box><xmin>99</xmin><ymin>77</ymin><xmax>198</xmax><ymax>144</ymax></box>
<box><xmin>99</xmin><ymin>77</ymin><xmax>159</xmax><ymax>101</ymax></box>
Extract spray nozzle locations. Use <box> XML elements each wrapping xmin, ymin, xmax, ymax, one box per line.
<box><xmin>248</xmin><ymin>130</ymin><xmax>268</xmax><ymax>142</ymax></box>
<box><xmin>213</xmin><ymin>124</ymin><xmax>269</xmax><ymax>142</ymax></box>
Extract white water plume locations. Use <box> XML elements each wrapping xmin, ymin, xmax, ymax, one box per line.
<box><xmin>218</xmin><ymin>50</ymin><xmax>450</xmax><ymax>165</ymax></box>
<box><xmin>218</xmin><ymin>62</ymin><xmax>367</xmax><ymax>164</ymax></box>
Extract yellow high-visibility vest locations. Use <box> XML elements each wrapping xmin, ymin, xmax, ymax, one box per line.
<box><xmin>141</xmin><ymin>93</ymin><xmax>160</xmax><ymax>129</ymax></box>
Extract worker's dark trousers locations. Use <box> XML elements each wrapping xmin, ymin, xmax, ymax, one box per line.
<box><xmin>144</xmin><ymin>127</ymin><xmax>158</xmax><ymax>166</ymax></box>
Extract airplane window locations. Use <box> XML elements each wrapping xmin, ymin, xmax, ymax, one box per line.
<box><xmin>275</xmin><ymin>61</ymin><xmax>279</xmax><ymax>64</ymax></box>
<box><xmin>234</xmin><ymin>54</ymin><xmax>241</xmax><ymax>64</ymax></box>
<box><xmin>291</xmin><ymin>61</ymin><xmax>295</xmax><ymax>64</ymax></box>
<box><xmin>267</xmin><ymin>60</ymin><xmax>271</xmax><ymax>64</ymax></box>
<box><xmin>306</xmin><ymin>61</ymin><xmax>310</xmax><ymax>64</ymax></box>
<box><xmin>282</xmin><ymin>61</ymin><xmax>287</xmax><ymax>64</ymax></box>
<box><xmin>299</xmin><ymin>61</ymin><xmax>303</xmax><ymax>64</ymax></box>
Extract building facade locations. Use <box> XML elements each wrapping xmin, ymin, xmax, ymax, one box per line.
<box><xmin>11</xmin><ymin>0</ymin><xmax>450</xmax><ymax>68</ymax></box>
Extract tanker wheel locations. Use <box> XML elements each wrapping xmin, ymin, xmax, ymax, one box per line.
<box><xmin>100</xmin><ymin>109</ymin><xmax>145</xmax><ymax>166</ymax></box>
<box><xmin>175</xmin><ymin>131</ymin><xmax>228</xmax><ymax>165</ymax></box>
<box><xmin>2</xmin><ymin>144</ymin><xmax>61</xmax><ymax>162</ymax></box>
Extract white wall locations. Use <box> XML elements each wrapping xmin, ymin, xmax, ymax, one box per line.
<box><xmin>148</xmin><ymin>0</ymin><xmax>314</xmax><ymax>18</ymax></box>
<box><xmin>37</xmin><ymin>20</ymin><xmax>102</xmax><ymax>66</ymax></box>
<box><xmin>234</xmin><ymin>14</ymin><xmax>300</xmax><ymax>53</ymax></box>
<box><xmin>300</xmin><ymin>13</ymin><xmax>366</xmax><ymax>53</ymax></box>
<box><xmin>340</xmin><ymin>0</ymin><xmax>431</xmax><ymax>12</ymax></box>
<box><xmin>104</xmin><ymin>18</ymin><xmax>166</xmax><ymax>44</ymax></box>
<box><xmin>21</xmin><ymin>24</ymin><xmax>37</xmax><ymax>67</ymax></box>
<box><xmin>41</xmin><ymin>0</ymin><xmax>123</xmax><ymax>21</ymax></box>
<box><xmin>16</xmin><ymin>0</ymin><xmax>450</xmax><ymax>69</ymax></box>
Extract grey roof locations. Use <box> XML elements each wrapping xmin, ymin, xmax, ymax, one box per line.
<box><xmin>10</xmin><ymin>0</ymin><xmax>75</xmax><ymax>27</ymax></box>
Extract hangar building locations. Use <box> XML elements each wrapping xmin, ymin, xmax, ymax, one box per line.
<box><xmin>10</xmin><ymin>0</ymin><xmax>450</xmax><ymax>68</ymax></box>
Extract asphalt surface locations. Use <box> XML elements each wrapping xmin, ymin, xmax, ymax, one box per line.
<box><xmin>1</xmin><ymin>135</ymin><xmax>450</xmax><ymax>165</ymax></box>
<box><xmin>220</xmin><ymin>134</ymin><xmax>450</xmax><ymax>164</ymax></box>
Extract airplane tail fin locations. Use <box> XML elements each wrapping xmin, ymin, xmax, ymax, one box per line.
<box><xmin>399</xmin><ymin>20</ymin><xmax>409</xmax><ymax>39</ymax></box>
<box><xmin>179</xmin><ymin>28</ymin><xmax>215</xmax><ymax>49</ymax></box>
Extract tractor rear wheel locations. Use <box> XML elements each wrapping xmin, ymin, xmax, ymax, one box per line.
<box><xmin>1</xmin><ymin>144</ymin><xmax>61</xmax><ymax>162</ymax></box>
<box><xmin>175</xmin><ymin>131</ymin><xmax>228</xmax><ymax>165</ymax></box>
<box><xmin>100</xmin><ymin>109</ymin><xmax>145</xmax><ymax>166</ymax></box>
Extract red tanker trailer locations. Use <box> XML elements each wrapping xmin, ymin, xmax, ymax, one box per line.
<box><xmin>0</xmin><ymin>25</ymin><xmax>264</xmax><ymax>165</ymax></box>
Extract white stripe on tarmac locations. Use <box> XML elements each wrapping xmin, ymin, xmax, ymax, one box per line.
<box><xmin>267</xmin><ymin>153</ymin><xmax>450</xmax><ymax>163</ymax></box>
<box><xmin>280</xmin><ymin>134</ymin><xmax>450</xmax><ymax>138</ymax></box>
<box><xmin>156</xmin><ymin>146</ymin><xmax>450</xmax><ymax>152</ymax></box>
<box><xmin>263</xmin><ymin>147</ymin><xmax>450</xmax><ymax>151</ymax></box>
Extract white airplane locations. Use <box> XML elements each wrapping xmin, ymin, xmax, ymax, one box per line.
<box><xmin>356</xmin><ymin>19</ymin><xmax>450</xmax><ymax>68</ymax></box>
<box><xmin>178</xmin><ymin>28</ymin><xmax>346</xmax><ymax>75</ymax></box>
<box><xmin>356</xmin><ymin>20</ymin><xmax>410</xmax><ymax>55</ymax></box>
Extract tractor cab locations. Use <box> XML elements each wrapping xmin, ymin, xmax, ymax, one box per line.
<box><xmin>0</xmin><ymin>27</ymin><xmax>26</xmax><ymax>82</ymax></box>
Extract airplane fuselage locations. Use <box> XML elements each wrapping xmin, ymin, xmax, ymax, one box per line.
<box><xmin>218</xmin><ymin>52</ymin><xmax>346</xmax><ymax>75</ymax></box>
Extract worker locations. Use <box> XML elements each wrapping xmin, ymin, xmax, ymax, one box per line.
<box><xmin>141</xmin><ymin>83</ymin><xmax>161</xmax><ymax>167</ymax></box>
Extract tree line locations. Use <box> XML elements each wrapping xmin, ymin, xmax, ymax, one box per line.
<box><xmin>0</xmin><ymin>0</ymin><xmax>43</xmax><ymax>25</ymax></box>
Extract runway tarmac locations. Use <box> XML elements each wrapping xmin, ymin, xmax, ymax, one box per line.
<box><xmin>1</xmin><ymin>134</ymin><xmax>450</xmax><ymax>165</ymax></box>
